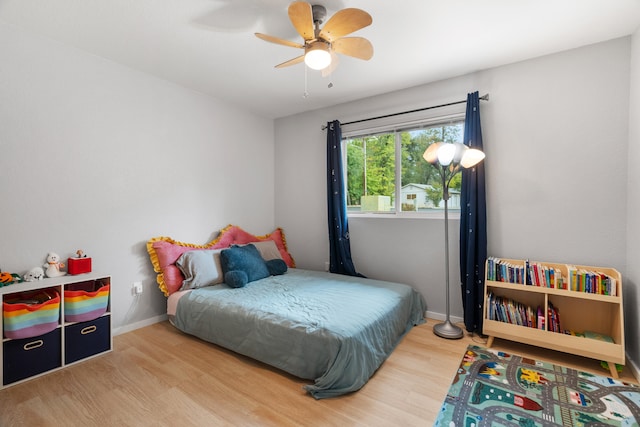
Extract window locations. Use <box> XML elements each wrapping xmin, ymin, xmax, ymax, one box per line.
<box><xmin>345</xmin><ymin>119</ymin><xmax>464</xmax><ymax>215</ymax></box>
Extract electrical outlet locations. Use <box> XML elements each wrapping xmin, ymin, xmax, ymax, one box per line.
<box><xmin>324</xmin><ymin>261</ymin><xmax>330</xmax><ymax>272</ymax></box>
<box><xmin>133</xmin><ymin>281</ymin><xmax>143</xmax><ymax>295</ymax></box>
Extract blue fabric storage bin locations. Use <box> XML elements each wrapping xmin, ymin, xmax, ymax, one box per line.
<box><xmin>64</xmin><ymin>315</ymin><xmax>110</xmax><ymax>364</ymax></box>
<box><xmin>3</xmin><ymin>328</ymin><xmax>61</xmax><ymax>385</ymax></box>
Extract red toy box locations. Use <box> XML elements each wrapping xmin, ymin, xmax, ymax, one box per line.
<box><xmin>67</xmin><ymin>257</ymin><xmax>92</xmax><ymax>275</ymax></box>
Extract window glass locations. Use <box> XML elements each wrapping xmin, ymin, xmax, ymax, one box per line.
<box><xmin>345</xmin><ymin>120</ymin><xmax>464</xmax><ymax>215</ymax></box>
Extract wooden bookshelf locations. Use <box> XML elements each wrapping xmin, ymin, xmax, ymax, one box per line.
<box><xmin>483</xmin><ymin>258</ymin><xmax>625</xmax><ymax>378</ymax></box>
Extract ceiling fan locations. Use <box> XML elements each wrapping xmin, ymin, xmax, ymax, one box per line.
<box><xmin>255</xmin><ymin>1</ymin><xmax>373</xmax><ymax>72</ymax></box>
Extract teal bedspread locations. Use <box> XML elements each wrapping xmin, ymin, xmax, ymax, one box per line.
<box><xmin>173</xmin><ymin>268</ymin><xmax>426</xmax><ymax>399</ymax></box>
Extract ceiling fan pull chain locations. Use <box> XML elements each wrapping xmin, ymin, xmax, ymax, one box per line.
<box><xmin>303</xmin><ymin>63</ymin><xmax>309</xmax><ymax>98</ymax></box>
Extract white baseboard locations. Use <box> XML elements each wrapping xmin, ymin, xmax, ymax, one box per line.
<box><xmin>425</xmin><ymin>310</ymin><xmax>463</xmax><ymax>325</ymax></box>
<box><xmin>113</xmin><ymin>314</ymin><xmax>167</xmax><ymax>336</ymax></box>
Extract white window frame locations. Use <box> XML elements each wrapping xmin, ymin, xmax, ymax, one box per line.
<box><xmin>342</xmin><ymin>110</ymin><xmax>466</xmax><ymax>219</ymax></box>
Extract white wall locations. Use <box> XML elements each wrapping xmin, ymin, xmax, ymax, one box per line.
<box><xmin>626</xmin><ymin>28</ymin><xmax>640</xmax><ymax>372</ymax></box>
<box><xmin>275</xmin><ymin>38</ymin><xmax>631</xmax><ymax>328</ymax></box>
<box><xmin>2</xmin><ymin>19</ymin><xmax>636</xmax><ymax>371</ymax></box>
<box><xmin>0</xmin><ymin>23</ymin><xmax>275</xmax><ymax>333</ymax></box>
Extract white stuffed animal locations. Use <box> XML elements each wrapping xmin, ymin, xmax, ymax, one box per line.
<box><xmin>24</xmin><ymin>267</ymin><xmax>45</xmax><ymax>282</ymax></box>
<box><xmin>43</xmin><ymin>252</ymin><xmax>66</xmax><ymax>278</ymax></box>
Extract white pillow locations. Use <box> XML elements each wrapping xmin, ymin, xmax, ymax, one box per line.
<box><xmin>176</xmin><ymin>249</ymin><xmax>224</xmax><ymax>290</ymax></box>
<box><xmin>246</xmin><ymin>240</ymin><xmax>283</xmax><ymax>261</ymax></box>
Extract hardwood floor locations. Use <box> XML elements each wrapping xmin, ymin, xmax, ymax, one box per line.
<box><xmin>1</xmin><ymin>319</ymin><xmax>637</xmax><ymax>426</ymax></box>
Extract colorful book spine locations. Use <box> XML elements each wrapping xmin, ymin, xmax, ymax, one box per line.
<box><xmin>486</xmin><ymin>291</ymin><xmax>537</xmax><ymax>329</ymax></box>
<box><xmin>566</xmin><ymin>265</ymin><xmax>617</xmax><ymax>296</ymax></box>
<box><xmin>488</xmin><ymin>257</ymin><xmax>617</xmax><ymax>296</ymax></box>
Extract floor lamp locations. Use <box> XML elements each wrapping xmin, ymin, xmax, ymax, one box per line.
<box><xmin>423</xmin><ymin>142</ymin><xmax>485</xmax><ymax>339</ymax></box>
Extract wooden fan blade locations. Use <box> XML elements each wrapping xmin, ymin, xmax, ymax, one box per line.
<box><xmin>333</xmin><ymin>37</ymin><xmax>374</xmax><ymax>60</ymax></box>
<box><xmin>255</xmin><ymin>33</ymin><xmax>304</xmax><ymax>49</ymax></box>
<box><xmin>319</xmin><ymin>8</ymin><xmax>372</xmax><ymax>42</ymax></box>
<box><xmin>275</xmin><ymin>55</ymin><xmax>305</xmax><ymax>68</ymax></box>
<box><xmin>288</xmin><ymin>1</ymin><xmax>314</xmax><ymax>40</ymax></box>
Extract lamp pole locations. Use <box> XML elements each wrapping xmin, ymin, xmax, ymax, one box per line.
<box><xmin>433</xmin><ymin>164</ymin><xmax>464</xmax><ymax>339</ymax></box>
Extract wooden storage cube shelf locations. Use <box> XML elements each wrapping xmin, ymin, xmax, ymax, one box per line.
<box><xmin>483</xmin><ymin>258</ymin><xmax>624</xmax><ymax>379</ymax></box>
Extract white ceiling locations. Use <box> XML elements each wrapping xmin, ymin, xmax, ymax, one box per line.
<box><xmin>1</xmin><ymin>0</ymin><xmax>639</xmax><ymax>119</ymax></box>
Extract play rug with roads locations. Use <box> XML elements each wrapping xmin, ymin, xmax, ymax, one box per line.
<box><xmin>434</xmin><ymin>344</ymin><xmax>640</xmax><ymax>426</ymax></box>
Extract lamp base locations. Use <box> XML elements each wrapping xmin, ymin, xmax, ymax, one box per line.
<box><xmin>433</xmin><ymin>320</ymin><xmax>464</xmax><ymax>340</ymax></box>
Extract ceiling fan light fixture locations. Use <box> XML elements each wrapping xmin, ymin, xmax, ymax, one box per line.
<box><xmin>304</xmin><ymin>42</ymin><xmax>331</xmax><ymax>70</ymax></box>
<box><xmin>256</xmin><ymin>2</ymin><xmax>372</xmax><ymax>72</ymax></box>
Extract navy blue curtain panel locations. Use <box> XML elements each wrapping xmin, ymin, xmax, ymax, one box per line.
<box><xmin>460</xmin><ymin>92</ymin><xmax>488</xmax><ymax>334</ymax></box>
<box><xmin>326</xmin><ymin>120</ymin><xmax>363</xmax><ymax>277</ymax></box>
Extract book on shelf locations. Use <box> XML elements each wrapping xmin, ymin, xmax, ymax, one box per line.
<box><xmin>536</xmin><ymin>306</ymin><xmax>545</xmax><ymax>330</ymax></box>
<box><xmin>486</xmin><ymin>291</ymin><xmax>538</xmax><ymax>329</ymax></box>
<box><xmin>567</xmin><ymin>266</ymin><xmax>617</xmax><ymax>296</ymax></box>
<box><xmin>547</xmin><ymin>301</ymin><xmax>561</xmax><ymax>333</ymax></box>
<box><xmin>486</xmin><ymin>257</ymin><xmax>565</xmax><ymax>288</ymax></box>
<box><xmin>486</xmin><ymin>291</ymin><xmax>564</xmax><ymax>334</ymax></box>
<box><xmin>487</xmin><ymin>257</ymin><xmax>618</xmax><ymax>296</ymax></box>
<box><xmin>528</xmin><ymin>262</ymin><xmax>564</xmax><ymax>289</ymax></box>
<box><xmin>486</xmin><ymin>257</ymin><xmax>525</xmax><ymax>284</ymax></box>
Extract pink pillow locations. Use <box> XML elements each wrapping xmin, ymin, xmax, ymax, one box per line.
<box><xmin>214</xmin><ymin>226</ymin><xmax>295</xmax><ymax>267</ymax></box>
<box><xmin>147</xmin><ymin>225</ymin><xmax>295</xmax><ymax>296</ymax></box>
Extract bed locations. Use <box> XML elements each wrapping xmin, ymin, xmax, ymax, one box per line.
<box><xmin>147</xmin><ymin>225</ymin><xmax>426</xmax><ymax>399</ymax></box>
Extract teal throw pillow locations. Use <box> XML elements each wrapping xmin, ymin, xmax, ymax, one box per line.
<box><xmin>224</xmin><ymin>270</ymin><xmax>249</xmax><ymax>288</ymax></box>
<box><xmin>220</xmin><ymin>244</ymin><xmax>270</xmax><ymax>286</ymax></box>
<box><xmin>266</xmin><ymin>259</ymin><xmax>288</xmax><ymax>276</ymax></box>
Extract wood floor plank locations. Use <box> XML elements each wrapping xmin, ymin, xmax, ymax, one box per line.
<box><xmin>0</xmin><ymin>319</ymin><xmax>636</xmax><ymax>426</ymax></box>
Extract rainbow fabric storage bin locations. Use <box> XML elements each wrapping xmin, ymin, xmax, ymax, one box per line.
<box><xmin>64</xmin><ymin>281</ymin><xmax>109</xmax><ymax>323</ymax></box>
<box><xmin>3</xmin><ymin>290</ymin><xmax>61</xmax><ymax>339</ymax></box>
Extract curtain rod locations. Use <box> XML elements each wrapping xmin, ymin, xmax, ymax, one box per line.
<box><xmin>321</xmin><ymin>93</ymin><xmax>489</xmax><ymax>130</ymax></box>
